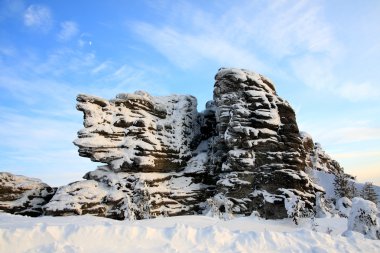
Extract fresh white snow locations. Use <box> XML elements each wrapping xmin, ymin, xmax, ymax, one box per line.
<box><xmin>1</xmin><ymin>213</ymin><xmax>380</xmax><ymax>253</ymax></box>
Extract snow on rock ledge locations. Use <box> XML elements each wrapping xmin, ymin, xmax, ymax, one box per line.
<box><xmin>1</xmin><ymin>68</ymin><xmax>344</xmax><ymax>220</ymax></box>
<box><xmin>0</xmin><ymin>172</ymin><xmax>56</xmax><ymax>217</ymax></box>
<box><xmin>209</xmin><ymin>68</ymin><xmax>322</xmax><ymax>218</ymax></box>
<box><xmin>74</xmin><ymin>91</ymin><xmax>200</xmax><ymax>172</ymax></box>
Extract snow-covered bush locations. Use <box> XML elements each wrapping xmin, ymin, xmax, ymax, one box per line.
<box><xmin>121</xmin><ymin>195</ymin><xmax>137</xmax><ymax>221</ymax></box>
<box><xmin>361</xmin><ymin>182</ymin><xmax>379</xmax><ymax>204</ymax></box>
<box><xmin>136</xmin><ymin>183</ymin><xmax>151</xmax><ymax>219</ymax></box>
<box><xmin>283</xmin><ymin>191</ymin><xmax>305</xmax><ymax>225</ymax></box>
<box><xmin>314</xmin><ymin>192</ymin><xmax>332</xmax><ymax>218</ymax></box>
<box><xmin>205</xmin><ymin>194</ymin><xmax>233</xmax><ymax>220</ymax></box>
<box><xmin>336</xmin><ymin>197</ymin><xmax>352</xmax><ymax>218</ymax></box>
<box><xmin>333</xmin><ymin>173</ymin><xmax>357</xmax><ymax>199</ymax></box>
<box><xmin>345</xmin><ymin>197</ymin><xmax>379</xmax><ymax>240</ymax></box>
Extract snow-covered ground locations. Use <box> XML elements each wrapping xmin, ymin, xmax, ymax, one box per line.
<box><xmin>1</xmin><ymin>213</ymin><xmax>379</xmax><ymax>253</ymax></box>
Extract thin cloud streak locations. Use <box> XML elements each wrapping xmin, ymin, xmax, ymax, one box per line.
<box><xmin>23</xmin><ymin>4</ymin><xmax>52</xmax><ymax>32</ymax></box>
<box><xmin>131</xmin><ymin>0</ymin><xmax>378</xmax><ymax>102</ymax></box>
<box><xmin>58</xmin><ymin>21</ymin><xmax>79</xmax><ymax>42</ymax></box>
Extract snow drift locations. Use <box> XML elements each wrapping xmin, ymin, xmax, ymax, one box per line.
<box><xmin>1</xmin><ymin>213</ymin><xmax>380</xmax><ymax>253</ymax></box>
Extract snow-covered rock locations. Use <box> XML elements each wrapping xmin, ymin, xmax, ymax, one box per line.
<box><xmin>300</xmin><ymin>132</ymin><xmax>343</xmax><ymax>175</ymax></box>
<box><xmin>344</xmin><ymin>197</ymin><xmax>379</xmax><ymax>240</ymax></box>
<box><xmin>44</xmin><ymin>167</ymin><xmax>210</xmax><ymax>219</ymax></box>
<box><xmin>336</xmin><ymin>197</ymin><xmax>352</xmax><ymax>218</ymax></box>
<box><xmin>0</xmin><ymin>172</ymin><xmax>56</xmax><ymax>216</ymax></box>
<box><xmin>74</xmin><ymin>91</ymin><xmax>200</xmax><ymax>172</ymax></box>
<box><xmin>1</xmin><ymin>68</ymin><xmax>349</xmax><ymax>220</ymax></box>
<box><xmin>209</xmin><ymin>68</ymin><xmax>322</xmax><ymax>218</ymax></box>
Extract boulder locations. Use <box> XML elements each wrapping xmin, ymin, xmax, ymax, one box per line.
<box><xmin>0</xmin><ymin>172</ymin><xmax>56</xmax><ymax>216</ymax></box>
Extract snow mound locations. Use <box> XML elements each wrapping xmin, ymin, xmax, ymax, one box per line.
<box><xmin>345</xmin><ymin>197</ymin><xmax>380</xmax><ymax>240</ymax></box>
<box><xmin>1</xmin><ymin>214</ymin><xmax>380</xmax><ymax>253</ymax></box>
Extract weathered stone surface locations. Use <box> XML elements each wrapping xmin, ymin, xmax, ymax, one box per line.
<box><xmin>44</xmin><ymin>165</ymin><xmax>210</xmax><ymax>219</ymax></box>
<box><xmin>300</xmin><ymin>132</ymin><xmax>343</xmax><ymax>175</ymax></box>
<box><xmin>46</xmin><ymin>91</ymin><xmax>211</xmax><ymax>219</ymax></box>
<box><xmin>1</xmin><ymin>68</ymin><xmax>344</xmax><ymax>220</ymax></box>
<box><xmin>74</xmin><ymin>91</ymin><xmax>200</xmax><ymax>173</ymax></box>
<box><xmin>0</xmin><ymin>172</ymin><xmax>56</xmax><ymax>216</ymax></box>
<box><xmin>207</xmin><ymin>68</ymin><xmax>322</xmax><ymax>218</ymax></box>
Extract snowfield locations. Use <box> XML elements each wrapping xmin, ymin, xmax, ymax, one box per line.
<box><xmin>1</xmin><ymin>213</ymin><xmax>379</xmax><ymax>253</ymax></box>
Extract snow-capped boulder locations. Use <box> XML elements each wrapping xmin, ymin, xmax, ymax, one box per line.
<box><xmin>336</xmin><ymin>197</ymin><xmax>352</xmax><ymax>218</ymax></box>
<box><xmin>0</xmin><ymin>172</ymin><xmax>56</xmax><ymax>216</ymax></box>
<box><xmin>344</xmin><ymin>197</ymin><xmax>379</xmax><ymax>240</ymax></box>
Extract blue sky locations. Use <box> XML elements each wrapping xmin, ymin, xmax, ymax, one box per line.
<box><xmin>0</xmin><ymin>0</ymin><xmax>379</xmax><ymax>186</ymax></box>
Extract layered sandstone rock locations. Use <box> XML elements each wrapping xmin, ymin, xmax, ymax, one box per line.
<box><xmin>1</xmin><ymin>68</ymin><xmax>342</xmax><ymax>220</ymax></box>
<box><xmin>44</xmin><ymin>91</ymin><xmax>211</xmax><ymax>219</ymax></box>
<box><xmin>300</xmin><ymin>132</ymin><xmax>343</xmax><ymax>175</ymax></box>
<box><xmin>0</xmin><ymin>172</ymin><xmax>56</xmax><ymax>216</ymax></box>
<box><xmin>207</xmin><ymin>68</ymin><xmax>322</xmax><ymax>218</ymax></box>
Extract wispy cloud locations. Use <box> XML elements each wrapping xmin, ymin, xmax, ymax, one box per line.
<box><xmin>337</xmin><ymin>82</ymin><xmax>380</xmax><ymax>101</ymax></box>
<box><xmin>322</xmin><ymin>127</ymin><xmax>380</xmax><ymax>144</ymax></box>
<box><xmin>23</xmin><ymin>4</ymin><xmax>52</xmax><ymax>32</ymax></box>
<box><xmin>0</xmin><ymin>0</ymin><xmax>25</xmax><ymax>21</ymax></box>
<box><xmin>131</xmin><ymin>1</ymin><xmax>336</xmax><ymax>70</ymax></box>
<box><xmin>333</xmin><ymin>150</ymin><xmax>380</xmax><ymax>160</ymax></box>
<box><xmin>91</xmin><ymin>61</ymin><xmax>111</xmax><ymax>74</ymax></box>
<box><xmin>131</xmin><ymin>0</ymin><xmax>379</xmax><ymax>101</ymax></box>
<box><xmin>133</xmin><ymin>23</ymin><xmax>265</xmax><ymax>70</ymax></box>
<box><xmin>58</xmin><ymin>21</ymin><xmax>79</xmax><ymax>42</ymax></box>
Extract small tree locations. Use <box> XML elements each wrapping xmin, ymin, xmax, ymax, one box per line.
<box><xmin>133</xmin><ymin>182</ymin><xmax>151</xmax><ymax>219</ymax></box>
<box><xmin>361</xmin><ymin>182</ymin><xmax>379</xmax><ymax>204</ymax></box>
<box><xmin>334</xmin><ymin>173</ymin><xmax>357</xmax><ymax>199</ymax></box>
<box><xmin>122</xmin><ymin>194</ymin><xmax>137</xmax><ymax>221</ymax></box>
<box><xmin>284</xmin><ymin>193</ymin><xmax>304</xmax><ymax>225</ymax></box>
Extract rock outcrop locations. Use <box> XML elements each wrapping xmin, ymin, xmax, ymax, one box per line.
<box><xmin>300</xmin><ymin>132</ymin><xmax>343</xmax><ymax>175</ymax></box>
<box><xmin>1</xmin><ymin>68</ymin><xmax>343</xmax><ymax>220</ymax></box>
<box><xmin>0</xmin><ymin>172</ymin><xmax>56</xmax><ymax>216</ymax></box>
<box><xmin>74</xmin><ymin>91</ymin><xmax>200</xmax><ymax>172</ymax></box>
<box><xmin>44</xmin><ymin>91</ymin><xmax>211</xmax><ymax>219</ymax></box>
<box><xmin>207</xmin><ymin>68</ymin><xmax>322</xmax><ymax>218</ymax></box>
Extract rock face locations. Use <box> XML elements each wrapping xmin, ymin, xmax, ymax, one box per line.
<box><xmin>44</xmin><ymin>91</ymin><xmax>210</xmax><ymax>219</ymax></box>
<box><xmin>208</xmin><ymin>69</ymin><xmax>322</xmax><ymax>218</ymax></box>
<box><xmin>300</xmin><ymin>132</ymin><xmax>343</xmax><ymax>175</ymax></box>
<box><xmin>1</xmin><ymin>68</ymin><xmax>342</xmax><ymax>220</ymax></box>
<box><xmin>74</xmin><ymin>91</ymin><xmax>200</xmax><ymax>172</ymax></box>
<box><xmin>0</xmin><ymin>172</ymin><xmax>56</xmax><ymax>217</ymax></box>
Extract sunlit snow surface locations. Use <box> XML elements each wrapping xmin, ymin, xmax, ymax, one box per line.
<box><xmin>1</xmin><ymin>214</ymin><xmax>379</xmax><ymax>253</ymax></box>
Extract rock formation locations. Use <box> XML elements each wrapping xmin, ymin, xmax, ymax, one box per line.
<box><xmin>0</xmin><ymin>172</ymin><xmax>56</xmax><ymax>216</ymax></box>
<box><xmin>207</xmin><ymin>69</ymin><xmax>322</xmax><ymax>218</ymax></box>
<box><xmin>44</xmin><ymin>92</ymin><xmax>210</xmax><ymax>219</ymax></box>
<box><xmin>1</xmin><ymin>68</ymin><xmax>345</xmax><ymax>220</ymax></box>
<box><xmin>300</xmin><ymin>132</ymin><xmax>343</xmax><ymax>175</ymax></box>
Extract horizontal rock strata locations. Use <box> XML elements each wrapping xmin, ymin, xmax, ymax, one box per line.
<box><xmin>1</xmin><ymin>68</ymin><xmax>345</xmax><ymax>220</ymax></box>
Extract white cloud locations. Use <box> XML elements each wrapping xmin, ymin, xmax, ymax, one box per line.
<box><xmin>133</xmin><ymin>23</ymin><xmax>265</xmax><ymax>70</ymax></box>
<box><xmin>131</xmin><ymin>1</ymin><xmax>379</xmax><ymax>101</ymax></box>
<box><xmin>131</xmin><ymin>1</ymin><xmax>336</xmax><ymax>70</ymax></box>
<box><xmin>333</xmin><ymin>150</ymin><xmax>380</xmax><ymax>160</ymax></box>
<box><xmin>91</xmin><ymin>61</ymin><xmax>111</xmax><ymax>74</ymax></box>
<box><xmin>58</xmin><ymin>21</ymin><xmax>79</xmax><ymax>42</ymax></box>
<box><xmin>23</xmin><ymin>4</ymin><xmax>52</xmax><ymax>32</ymax></box>
<box><xmin>338</xmin><ymin>82</ymin><xmax>380</xmax><ymax>101</ymax></box>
